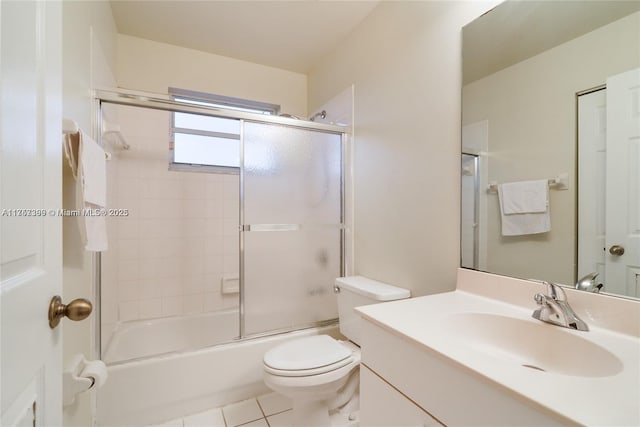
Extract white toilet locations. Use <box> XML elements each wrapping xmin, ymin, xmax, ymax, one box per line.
<box><xmin>262</xmin><ymin>276</ymin><xmax>410</xmax><ymax>426</ymax></box>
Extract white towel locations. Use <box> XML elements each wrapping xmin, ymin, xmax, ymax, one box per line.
<box><xmin>500</xmin><ymin>180</ymin><xmax>548</xmax><ymax>214</ymax></box>
<box><xmin>63</xmin><ymin>132</ymin><xmax>79</xmax><ymax>178</ymax></box>
<box><xmin>80</xmin><ymin>131</ymin><xmax>107</xmax><ymax>207</ymax></box>
<box><xmin>78</xmin><ymin>131</ymin><xmax>108</xmax><ymax>251</ymax></box>
<box><xmin>498</xmin><ymin>180</ymin><xmax>550</xmax><ymax>236</ymax></box>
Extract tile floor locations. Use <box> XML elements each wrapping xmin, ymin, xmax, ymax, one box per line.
<box><xmin>152</xmin><ymin>392</ymin><xmax>293</xmax><ymax>427</ymax></box>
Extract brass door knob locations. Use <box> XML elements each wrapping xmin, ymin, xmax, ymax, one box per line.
<box><xmin>48</xmin><ymin>295</ymin><xmax>93</xmax><ymax>329</ymax></box>
<box><xmin>609</xmin><ymin>245</ymin><xmax>625</xmax><ymax>256</ymax></box>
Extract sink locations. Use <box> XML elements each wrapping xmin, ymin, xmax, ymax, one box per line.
<box><xmin>443</xmin><ymin>312</ymin><xmax>623</xmax><ymax>378</ymax></box>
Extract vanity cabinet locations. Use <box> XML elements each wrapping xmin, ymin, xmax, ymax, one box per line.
<box><xmin>360</xmin><ymin>364</ymin><xmax>441</xmax><ymax>426</ymax></box>
<box><xmin>359</xmin><ymin>318</ymin><xmax>563</xmax><ymax>426</ymax></box>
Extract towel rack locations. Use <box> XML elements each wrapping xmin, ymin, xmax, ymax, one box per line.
<box><xmin>487</xmin><ymin>172</ymin><xmax>569</xmax><ymax>193</ymax></box>
<box><xmin>63</xmin><ymin>118</ymin><xmax>79</xmax><ymax>134</ymax></box>
<box><xmin>62</xmin><ymin>118</ymin><xmax>112</xmax><ymax>160</ymax></box>
<box><xmin>102</xmin><ymin>121</ymin><xmax>130</xmax><ymax>150</ymax></box>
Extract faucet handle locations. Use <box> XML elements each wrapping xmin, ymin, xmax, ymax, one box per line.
<box><xmin>544</xmin><ymin>281</ymin><xmax>566</xmax><ymax>301</ymax></box>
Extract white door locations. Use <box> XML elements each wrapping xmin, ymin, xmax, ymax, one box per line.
<box><xmin>606</xmin><ymin>68</ymin><xmax>640</xmax><ymax>297</ymax></box>
<box><xmin>577</xmin><ymin>89</ymin><xmax>607</xmax><ymax>282</ymax></box>
<box><xmin>1</xmin><ymin>1</ymin><xmax>63</xmax><ymax>426</ymax></box>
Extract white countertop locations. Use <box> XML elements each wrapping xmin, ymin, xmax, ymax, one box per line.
<box><xmin>356</xmin><ymin>273</ymin><xmax>640</xmax><ymax>426</ymax></box>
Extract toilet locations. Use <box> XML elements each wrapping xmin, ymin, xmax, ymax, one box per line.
<box><xmin>262</xmin><ymin>276</ymin><xmax>410</xmax><ymax>426</ymax></box>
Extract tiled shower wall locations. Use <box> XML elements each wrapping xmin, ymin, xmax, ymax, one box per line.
<box><xmin>101</xmin><ymin>105</ymin><xmax>239</xmax><ymax>336</ymax></box>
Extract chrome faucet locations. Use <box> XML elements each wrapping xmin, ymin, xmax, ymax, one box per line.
<box><xmin>575</xmin><ymin>272</ymin><xmax>603</xmax><ymax>293</ymax></box>
<box><xmin>532</xmin><ymin>282</ymin><xmax>589</xmax><ymax>331</ymax></box>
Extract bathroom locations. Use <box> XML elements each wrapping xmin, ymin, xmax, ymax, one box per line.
<box><xmin>1</xmin><ymin>1</ymin><xmax>639</xmax><ymax>426</ymax></box>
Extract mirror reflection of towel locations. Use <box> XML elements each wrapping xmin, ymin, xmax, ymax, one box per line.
<box><xmin>498</xmin><ymin>180</ymin><xmax>550</xmax><ymax>236</ymax></box>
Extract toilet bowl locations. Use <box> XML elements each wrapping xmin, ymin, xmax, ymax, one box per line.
<box><xmin>262</xmin><ymin>276</ymin><xmax>410</xmax><ymax>427</ymax></box>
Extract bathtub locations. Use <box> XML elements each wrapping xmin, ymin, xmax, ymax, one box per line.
<box><xmin>96</xmin><ymin>313</ymin><xmax>340</xmax><ymax>426</ymax></box>
<box><xmin>102</xmin><ymin>309</ymin><xmax>239</xmax><ymax>365</ymax></box>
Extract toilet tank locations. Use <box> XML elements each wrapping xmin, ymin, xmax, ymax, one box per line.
<box><xmin>336</xmin><ymin>276</ymin><xmax>410</xmax><ymax>344</ymax></box>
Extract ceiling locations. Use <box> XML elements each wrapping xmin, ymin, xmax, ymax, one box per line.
<box><xmin>109</xmin><ymin>0</ymin><xmax>380</xmax><ymax>74</ymax></box>
<box><xmin>463</xmin><ymin>0</ymin><xmax>640</xmax><ymax>84</ymax></box>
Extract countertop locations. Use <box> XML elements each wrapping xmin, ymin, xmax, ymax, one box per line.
<box><xmin>356</xmin><ymin>278</ymin><xmax>640</xmax><ymax>426</ymax></box>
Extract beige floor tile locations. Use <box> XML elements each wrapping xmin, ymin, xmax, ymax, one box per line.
<box><xmin>266</xmin><ymin>409</ymin><xmax>293</xmax><ymax>427</ymax></box>
<box><xmin>257</xmin><ymin>392</ymin><xmax>292</xmax><ymax>416</ymax></box>
<box><xmin>238</xmin><ymin>419</ymin><xmax>268</xmax><ymax>427</ymax></box>
<box><xmin>222</xmin><ymin>398</ymin><xmax>263</xmax><ymax>426</ymax></box>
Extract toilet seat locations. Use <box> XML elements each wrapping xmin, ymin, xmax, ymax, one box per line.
<box><xmin>263</xmin><ymin>335</ymin><xmax>355</xmax><ymax>377</ymax></box>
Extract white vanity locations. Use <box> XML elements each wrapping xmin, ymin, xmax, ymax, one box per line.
<box><xmin>356</xmin><ymin>269</ymin><xmax>640</xmax><ymax>426</ymax></box>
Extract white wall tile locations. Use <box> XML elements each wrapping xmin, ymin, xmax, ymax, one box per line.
<box><xmin>222</xmin><ymin>294</ymin><xmax>239</xmax><ymax>309</ymax></box>
<box><xmin>104</xmin><ymin>106</ymin><xmax>239</xmax><ymax>327</ymax></box>
<box><xmin>184</xmin><ymin>218</ymin><xmax>206</xmax><ymax>238</ymax></box>
<box><xmin>117</xmin><ymin>238</ymin><xmax>139</xmax><ymax>260</ymax></box>
<box><xmin>222</xmin><ymin>219</ymin><xmax>239</xmax><ymax>236</ymax></box>
<box><xmin>160</xmin><ymin>277</ymin><xmax>182</xmax><ymax>297</ymax></box>
<box><xmin>183</xmin><ymin>294</ymin><xmax>203</xmax><ymax>314</ymax></box>
<box><xmin>117</xmin><ymin>280</ymin><xmax>139</xmax><ymax>302</ymax></box>
<box><xmin>119</xmin><ymin>301</ymin><xmax>139</xmax><ymax>321</ymax></box>
<box><xmin>183</xmin><ymin>177</ymin><xmax>206</xmax><ymax>200</ymax></box>
<box><xmin>162</xmin><ymin>296</ymin><xmax>183</xmax><ymax>317</ymax></box>
<box><xmin>223</xmin><ymin>254</ymin><xmax>239</xmax><ymax>274</ymax></box>
<box><xmin>203</xmin><ymin>291</ymin><xmax>221</xmax><ymax>312</ymax></box>
<box><xmin>183</xmin><ymin>275</ymin><xmax>205</xmax><ymax>295</ymax></box>
<box><xmin>118</xmin><ymin>260</ymin><xmax>139</xmax><ymax>281</ymax></box>
<box><xmin>117</xmin><ymin>217</ymin><xmax>140</xmax><ymax>241</ymax></box>
<box><xmin>139</xmin><ymin>298</ymin><xmax>162</xmax><ymax>319</ymax></box>
<box><xmin>204</xmin><ymin>274</ymin><xmax>223</xmax><ymax>293</ymax></box>
<box><xmin>117</xmin><ymin>177</ymin><xmax>140</xmax><ymax>200</ymax></box>
<box><xmin>139</xmin><ymin>258</ymin><xmax>162</xmax><ymax>280</ymax></box>
<box><xmin>139</xmin><ymin>278</ymin><xmax>162</xmax><ymax>299</ymax></box>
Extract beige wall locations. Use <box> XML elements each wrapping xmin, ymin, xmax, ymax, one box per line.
<box><xmin>62</xmin><ymin>1</ymin><xmax>118</xmax><ymax>425</ymax></box>
<box><xmin>116</xmin><ymin>34</ymin><xmax>308</xmax><ymax>118</ymax></box>
<box><xmin>308</xmin><ymin>1</ymin><xmax>498</xmax><ymax>296</ymax></box>
<box><xmin>462</xmin><ymin>12</ymin><xmax>640</xmax><ymax>286</ymax></box>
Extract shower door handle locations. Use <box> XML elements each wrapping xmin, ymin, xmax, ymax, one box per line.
<box><xmin>242</xmin><ymin>224</ymin><xmax>300</xmax><ymax>232</ymax></box>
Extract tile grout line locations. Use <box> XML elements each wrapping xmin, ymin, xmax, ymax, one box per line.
<box><xmin>255</xmin><ymin>398</ymin><xmax>270</xmax><ymax>427</ymax></box>
<box><xmin>221</xmin><ymin>407</ymin><xmax>229</xmax><ymax>427</ymax></box>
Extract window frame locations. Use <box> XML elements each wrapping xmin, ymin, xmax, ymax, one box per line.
<box><xmin>168</xmin><ymin>87</ymin><xmax>280</xmax><ymax>174</ymax></box>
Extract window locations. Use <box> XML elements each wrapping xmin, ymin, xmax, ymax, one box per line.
<box><xmin>169</xmin><ymin>88</ymin><xmax>280</xmax><ymax>172</ymax></box>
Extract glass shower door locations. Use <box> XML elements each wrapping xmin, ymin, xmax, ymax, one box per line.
<box><xmin>241</xmin><ymin>121</ymin><xmax>343</xmax><ymax>336</ymax></box>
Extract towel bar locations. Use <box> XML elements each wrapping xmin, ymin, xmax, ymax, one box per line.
<box><xmin>487</xmin><ymin>173</ymin><xmax>568</xmax><ymax>193</ymax></box>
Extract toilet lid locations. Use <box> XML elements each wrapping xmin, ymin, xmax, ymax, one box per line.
<box><xmin>263</xmin><ymin>335</ymin><xmax>352</xmax><ymax>371</ymax></box>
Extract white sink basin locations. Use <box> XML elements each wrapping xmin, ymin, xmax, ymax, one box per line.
<box><xmin>443</xmin><ymin>312</ymin><xmax>623</xmax><ymax>378</ymax></box>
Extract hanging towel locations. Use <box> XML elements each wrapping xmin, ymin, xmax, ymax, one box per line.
<box><xmin>498</xmin><ymin>180</ymin><xmax>550</xmax><ymax>236</ymax></box>
<box><xmin>80</xmin><ymin>131</ymin><xmax>107</xmax><ymax>207</ymax></box>
<box><xmin>500</xmin><ymin>180</ymin><xmax>548</xmax><ymax>214</ymax></box>
<box><xmin>63</xmin><ymin>132</ymin><xmax>80</xmax><ymax>178</ymax></box>
<box><xmin>78</xmin><ymin>131</ymin><xmax>108</xmax><ymax>251</ymax></box>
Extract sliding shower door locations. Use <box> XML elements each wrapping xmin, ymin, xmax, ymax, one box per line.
<box><xmin>242</xmin><ymin>121</ymin><xmax>343</xmax><ymax>336</ymax></box>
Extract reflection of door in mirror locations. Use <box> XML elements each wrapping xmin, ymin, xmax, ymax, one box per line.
<box><xmin>578</xmin><ymin>68</ymin><xmax>640</xmax><ymax>298</ymax></box>
<box><xmin>461</xmin><ymin>154</ymin><xmax>479</xmax><ymax>269</ymax></box>
<box><xmin>462</xmin><ymin>121</ymin><xmax>489</xmax><ymax>271</ymax></box>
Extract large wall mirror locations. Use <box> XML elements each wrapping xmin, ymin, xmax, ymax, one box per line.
<box><xmin>461</xmin><ymin>0</ymin><xmax>640</xmax><ymax>299</ymax></box>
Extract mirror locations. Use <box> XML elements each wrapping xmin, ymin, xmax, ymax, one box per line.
<box><xmin>461</xmin><ymin>0</ymin><xmax>640</xmax><ymax>299</ymax></box>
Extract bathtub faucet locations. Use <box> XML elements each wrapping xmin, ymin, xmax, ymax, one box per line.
<box><xmin>532</xmin><ymin>282</ymin><xmax>589</xmax><ymax>331</ymax></box>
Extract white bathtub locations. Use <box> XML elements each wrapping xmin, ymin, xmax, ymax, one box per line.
<box><xmin>97</xmin><ymin>315</ymin><xmax>340</xmax><ymax>426</ymax></box>
<box><xmin>102</xmin><ymin>309</ymin><xmax>239</xmax><ymax>364</ymax></box>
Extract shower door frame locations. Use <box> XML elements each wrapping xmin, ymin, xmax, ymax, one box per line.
<box><xmin>93</xmin><ymin>89</ymin><xmax>348</xmax><ymax>357</ymax></box>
